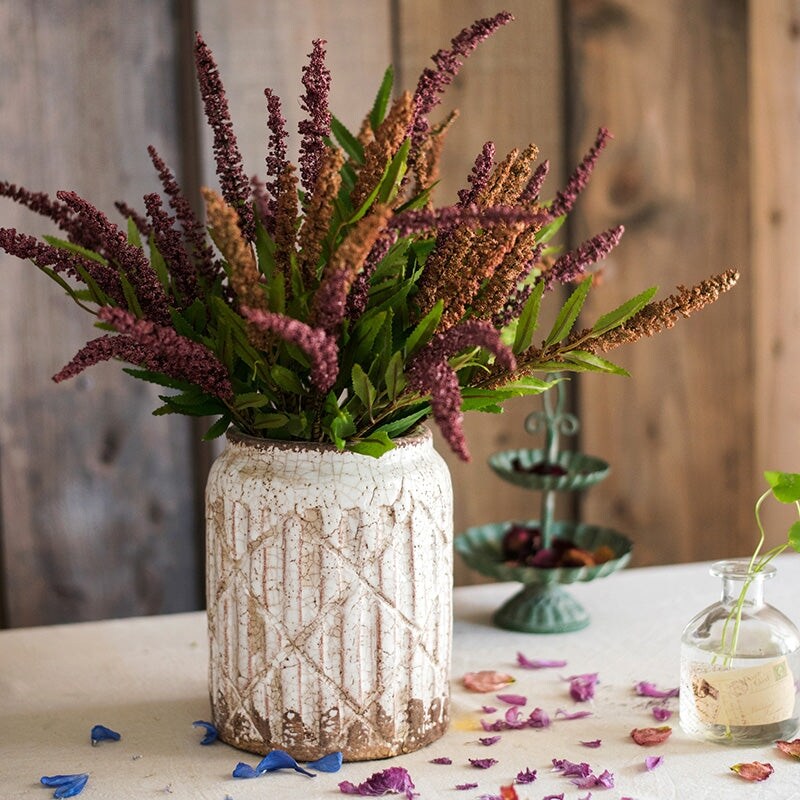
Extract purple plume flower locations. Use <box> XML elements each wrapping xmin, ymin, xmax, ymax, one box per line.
<box><xmin>346</xmin><ymin>232</ymin><xmax>396</xmax><ymax>322</ymax></box>
<box><xmin>241</xmin><ymin>308</ymin><xmax>339</xmax><ymax>393</ymax></box>
<box><xmin>407</xmin><ymin>319</ymin><xmax>515</xmax><ymax>460</ymax></box>
<box><xmin>545</xmin><ymin>226</ymin><xmax>624</xmax><ymax>289</ymax></box>
<box><xmin>390</xmin><ymin>202</ymin><xmax>546</xmax><ymax>239</ymax></box>
<box><xmin>263</xmin><ymin>87</ymin><xmax>289</xmax><ymax>230</ymax></box>
<box><xmin>194</xmin><ymin>33</ymin><xmax>255</xmax><ymax>241</ymax></box>
<box><xmin>519</xmin><ymin>159</ymin><xmax>550</xmax><ymax>204</ymax></box>
<box><xmin>411</xmin><ymin>12</ymin><xmax>513</xmax><ymax>145</ymax></box>
<box><xmin>114</xmin><ymin>201</ymin><xmax>152</xmax><ymax>237</ymax></box>
<box><xmin>458</xmin><ymin>141</ymin><xmax>496</xmax><ymax>206</ymax></box>
<box><xmin>298</xmin><ymin>39</ymin><xmax>332</xmax><ymax>195</ymax></box>
<box><xmin>549</xmin><ymin>127</ymin><xmax>611</xmax><ymax>218</ymax></box>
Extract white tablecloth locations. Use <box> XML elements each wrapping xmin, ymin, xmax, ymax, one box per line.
<box><xmin>2</xmin><ymin>558</ymin><xmax>799</xmax><ymax>799</ymax></box>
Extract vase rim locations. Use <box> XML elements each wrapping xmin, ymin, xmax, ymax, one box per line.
<box><xmin>225</xmin><ymin>423</ymin><xmax>432</xmax><ymax>453</ymax></box>
<box><xmin>709</xmin><ymin>558</ymin><xmax>777</xmax><ymax>580</ymax></box>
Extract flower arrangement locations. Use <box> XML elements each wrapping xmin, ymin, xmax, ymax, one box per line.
<box><xmin>0</xmin><ymin>11</ymin><xmax>738</xmax><ymax>460</ymax></box>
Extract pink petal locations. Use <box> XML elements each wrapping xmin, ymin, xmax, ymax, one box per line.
<box><xmin>566</xmin><ymin>673</ymin><xmax>599</xmax><ymax>702</ymax></box>
<box><xmin>463</xmin><ymin>671</ymin><xmax>515</xmax><ymax>693</ymax></box>
<box><xmin>630</xmin><ymin>726</ymin><xmax>672</xmax><ymax>746</ymax></box>
<box><xmin>730</xmin><ymin>761</ymin><xmax>774</xmax><ymax>781</ymax></box>
<box><xmin>645</xmin><ymin>756</ymin><xmax>663</xmax><ymax>771</ymax></box>
<box><xmin>515</xmin><ymin>768</ymin><xmax>537</xmax><ymax>784</ymax></box>
<box><xmin>496</xmin><ymin>693</ymin><xmax>527</xmax><ymax>706</ymax></box>
<box><xmin>479</xmin><ymin>736</ymin><xmax>501</xmax><ymax>746</ymax></box>
<box><xmin>555</xmin><ymin>708</ymin><xmax>593</xmax><ymax>720</ymax></box>
<box><xmin>580</xmin><ymin>740</ymin><xmax>602</xmax><ymax>748</ymax></box>
<box><xmin>776</xmin><ymin>739</ymin><xmax>800</xmax><ymax>759</ymax></box>
<box><xmin>652</xmin><ymin>706</ymin><xmax>672</xmax><ymax>722</ymax></box>
<box><xmin>481</xmin><ymin>705</ymin><xmax>498</xmax><ymax>714</ymax></box>
<box><xmin>469</xmin><ymin>757</ymin><xmax>498</xmax><ymax>769</ymax></box>
<box><xmin>635</xmin><ymin>681</ymin><xmax>679</xmax><ymax>699</ymax></box>
<box><xmin>455</xmin><ymin>783</ymin><xmax>479</xmax><ymax>791</ymax></box>
<box><xmin>517</xmin><ymin>652</ymin><xmax>567</xmax><ymax>669</ymax></box>
<box><xmin>430</xmin><ymin>757</ymin><xmax>452</xmax><ymax>765</ymax></box>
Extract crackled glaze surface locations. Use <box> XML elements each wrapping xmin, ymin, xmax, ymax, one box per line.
<box><xmin>205</xmin><ymin>427</ymin><xmax>453</xmax><ymax>760</ymax></box>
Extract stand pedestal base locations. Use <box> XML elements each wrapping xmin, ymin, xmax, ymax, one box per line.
<box><xmin>493</xmin><ymin>582</ymin><xmax>590</xmax><ymax>633</ymax></box>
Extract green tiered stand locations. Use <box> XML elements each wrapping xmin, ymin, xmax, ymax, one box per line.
<box><xmin>455</xmin><ymin>378</ymin><xmax>632</xmax><ymax>633</ymax></box>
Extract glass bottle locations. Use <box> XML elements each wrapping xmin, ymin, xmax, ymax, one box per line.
<box><xmin>680</xmin><ymin>559</ymin><xmax>800</xmax><ymax>745</ymax></box>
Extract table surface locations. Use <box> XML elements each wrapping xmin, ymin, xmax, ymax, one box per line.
<box><xmin>2</xmin><ymin>558</ymin><xmax>799</xmax><ymax>800</ymax></box>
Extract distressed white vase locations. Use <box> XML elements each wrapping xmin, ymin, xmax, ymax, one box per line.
<box><xmin>205</xmin><ymin>425</ymin><xmax>453</xmax><ymax>761</ymax></box>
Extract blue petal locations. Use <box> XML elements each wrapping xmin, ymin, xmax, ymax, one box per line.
<box><xmin>41</xmin><ymin>774</ymin><xmax>89</xmax><ymax>798</ymax></box>
<box><xmin>192</xmin><ymin>720</ymin><xmax>218</xmax><ymax>745</ymax></box>
<box><xmin>306</xmin><ymin>751</ymin><xmax>343</xmax><ymax>772</ymax></box>
<box><xmin>256</xmin><ymin>749</ymin><xmax>315</xmax><ymax>777</ymax></box>
<box><xmin>232</xmin><ymin>762</ymin><xmax>260</xmax><ymax>779</ymax></box>
<box><xmin>90</xmin><ymin>724</ymin><xmax>121</xmax><ymax>745</ymax></box>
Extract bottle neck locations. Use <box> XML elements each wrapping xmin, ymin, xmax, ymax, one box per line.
<box><xmin>720</xmin><ymin>573</ymin><xmax>765</xmax><ymax>609</ymax></box>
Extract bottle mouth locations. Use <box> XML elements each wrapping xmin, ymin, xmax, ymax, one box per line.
<box><xmin>709</xmin><ymin>558</ymin><xmax>776</xmax><ymax>580</ymax></box>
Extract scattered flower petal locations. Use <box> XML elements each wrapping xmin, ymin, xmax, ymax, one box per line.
<box><xmin>528</xmin><ymin>707</ymin><xmax>551</xmax><ymax>728</ymax></box>
<box><xmin>455</xmin><ymin>783</ymin><xmax>479</xmax><ymax>791</ymax></box>
<box><xmin>191</xmin><ymin>720</ymin><xmax>218</xmax><ymax>745</ymax></box>
<box><xmin>479</xmin><ymin>736</ymin><xmax>501</xmax><ymax>746</ymax></box>
<box><xmin>481</xmin><ymin>706</ymin><xmax>498</xmax><ymax>714</ymax></box>
<box><xmin>90</xmin><ymin>724</ymin><xmax>121</xmax><ymax>745</ymax></box>
<box><xmin>645</xmin><ymin>756</ymin><xmax>663</xmax><ymax>771</ymax></box>
<box><xmin>469</xmin><ymin>757</ymin><xmax>498</xmax><ymax>769</ymax></box>
<box><xmin>430</xmin><ymin>757</ymin><xmax>452</xmax><ymax>765</ymax></box>
<box><xmin>631</xmin><ymin>726</ymin><xmax>672</xmax><ymax>746</ymax></box>
<box><xmin>552</xmin><ymin>759</ymin><xmax>591</xmax><ymax>778</ymax></box>
<box><xmin>306</xmin><ymin>752</ymin><xmax>343</xmax><ymax>772</ymax></box>
<box><xmin>463</xmin><ymin>671</ymin><xmax>515</xmax><ymax>692</ymax></box>
<box><xmin>232</xmin><ymin>763</ymin><xmax>260</xmax><ymax>779</ymax></box>
<box><xmin>635</xmin><ymin>681</ymin><xmax>679</xmax><ymax>699</ymax></box>
<box><xmin>776</xmin><ymin>739</ymin><xmax>800</xmax><ymax>759</ymax></box>
<box><xmin>567</xmin><ymin>673</ymin><xmax>599</xmax><ymax>701</ymax></box>
<box><xmin>496</xmin><ymin>693</ymin><xmax>527</xmax><ymax>706</ymax></box>
<box><xmin>500</xmin><ymin>788</ymin><xmax>519</xmax><ymax>800</ymax></box>
<box><xmin>543</xmin><ymin>794</ymin><xmax>565</xmax><ymax>800</ymax></box>
<box><xmin>577</xmin><ymin>794</ymin><xmax>592</xmax><ymax>800</ymax></box>
<box><xmin>40</xmin><ymin>774</ymin><xmax>89</xmax><ymax>798</ymax></box>
<box><xmin>730</xmin><ymin>761</ymin><xmax>774</xmax><ymax>782</ymax></box>
<box><xmin>517</xmin><ymin>652</ymin><xmax>567</xmax><ymax>669</ymax></box>
<box><xmin>651</xmin><ymin>706</ymin><xmax>672</xmax><ymax>722</ymax></box>
<box><xmin>339</xmin><ymin>767</ymin><xmax>417</xmax><ymax>798</ymax></box>
<box><xmin>580</xmin><ymin>740</ymin><xmax>602</xmax><ymax>748</ymax></box>
<box><xmin>515</xmin><ymin>768</ymin><xmax>537</xmax><ymax>784</ymax></box>
<box><xmin>233</xmin><ymin>749</ymin><xmax>316</xmax><ymax>778</ymax></box>
<box><xmin>478</xmin><ymin>795</ymin><xmax>501</xmax><ymax>800</ymax></box>
<box><xmin>555</xmin><ymin>708</ymin><xmax>593</xmax><ymax>720</ymax></box>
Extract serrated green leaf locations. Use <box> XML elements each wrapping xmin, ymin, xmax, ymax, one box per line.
<box><xmin>352</xmin><ymin>363</ymin><xmax>377</xmax><ymax>412</ymax></box>
<box><xmin>330</xmin><ymin>116</ymin><xmax>364</xmax><ymax>164</ymax></box>
<box><xmin>369</xmin><ymin>65</ymin><xmax>394</xmax><ymax>130</ymax></box>
<box><xmin>384</xmin><ymin>351</ymin><xmax>405</xmax><ymax>401</ymax></box>
<box><xmin>233</xmin><ymin>392</ymin><xmax>271</xmax><ymax>411</ymax></box>
<box><xmin>347</xmin><ymin>430</ymin><xmax>395</xmax><ymax>458</ymax></box>
<box><xmin>590</xmin><ymin>286</ymin><xmax>658</xmax><ymax>337</ymax></box>
<box><xmin>563</xmin><ymin>350</ymin><xmax>630</xmax><ymax>376</ymax></box>
<box><xmin>501</xmin><ymin>375</ymin><xmax>558</xmax><ymax>394</ymax></box>
<box><xmin>374</xmin><ymin>405</ymin><xmax>431</xmax><ymax>439</ymax></box>
<box><xmin>512</xmin><ymin>281</ymin><xmax>545</xmax><ymax>354</ymax></box>
<box><xmin>270</xmin><ymin>364</ymin><xmax>306</xmax><ymax>395</ymax></box>
<box><xmin>765</xmin><ymin>471</ymin><xmax>800</xmax><ymax>503</ymax></box>
<box><xmin>37</xmin><ymin>265</ymin><xmax>96</xmax><ymax>313</ymax></box>
<box><xmin>376</xmin><ymin>139</ymin><xmax>410</xmax><ymax>205</ymax></box>
<box><xmin>123</xmin><ymin>367</ymin><xmax>194</xmax><ymax>391</ymax></box>
<box><xmin>404</xmin><ymin>300</ymin><xmax>443</xmax><ymax>357</ymax></box>
<box><xmin>544</xmin><ymin>277</ymin><xmax>592</xmax><ymax>346</ymax></box>
<box><xmin>203</xmin><ymin>415</ymin><xmax>231</xmax><ymax>440</ymax></box>
<box><xmin>251</xmin><ymin>412</ymin><xmax>291</xmax><ymax>430</ymax></box>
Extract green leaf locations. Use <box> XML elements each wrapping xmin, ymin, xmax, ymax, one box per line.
<box><xmin>233</xmin><ymin>392</ymin><xmax>271</xmax><ymax>411</ymax></box>
<box><xmin>123</xmin><ymin>367</ymin><xmax>194</xmax><ymax>391</ymax></box>
<box><xmin>351</xmin><ymin>363</ymin><xmax>377</xmax><ymax>412</ymax></box>
<box><xmin>563</xmin><ymin>350</ymin><xmax>630</xmax><ymax>376</ymax></box>
<box><xmin>203</xmin><ymin>415</ymin><xmax>231</xmax><ymax>440</ymax></box>
<box><xmin>544</xmin><ymin>277</ymin><xmax>592</xmax><ymax>346</ymax></box>
<box><xmin>270</xmin><ymin>364</ymin><xmax>306</xmax><ymax>395</ymax></box>
<box><xmin>254</xmin><ymin>219</ymin><xmax>277</xmax><ymax>284</ymax></box>
<box><xmin>765</xmin><ymin>471</ymin><xmax>800</xmax><ymax>504</ymax></box>
<box><xmin>374</xmin><ymin>405</ymin><xmax>431</xmax><ymax>439</ymax></box>
<box><xmin>251</xmin><ymin>412</ymin><xmax>291</xmax><ymax>430</ymax></box>
<box><xmin>330</xmin><ymin>116</ymin><xmax>364</xmax><ymax>164</ymax></box>
<box><xmin>590</xmin><ymin>286</ymin><xmax>658</xmax><ymax>337</ymax></box>
<box><xmin>43</xmin><ymin>235</ymin><xmax>108</xmax><ymax>266</ymax></box>
<box><xmin>500</xmin><ymin>375</ymin><xmax>558</xmax><ymax>394</ymax></box>
<box><xmin>384</xmin><ymin>351</ymin><xmax>406</xmax><ymax>401</ymax></box>
<box><xmin>376</xmin><ymin>138</ymin><xmax>410</xmax><ymax>205</ymax></box>
<box><xmin>117</xmin><ymin>270</ymin><xmax>144</xmax><ymax>318</ymax></box>
<box><xmin>127</xmin><ymin>218</ymin><xmax>143</xmax><ymax>249</ymax></box>
<box><xmin>404</xmin><ymin>300</ymin><xmax>443</xmax><ymax>357</ymax></box>
<box><xmin>512</xmin><ymin>281</ymin><xmax>545</xmax><ymax>355</ymax></box>
<box><xmin>534</xmin><ymin>213</ymin><xmax>566</xmax><ymax>245</ymax></box>
<box><xmin>369</xmin><ymin>65</ymin><xmax>394</xmax><ymax>130</ymax></box>
<box><xmin>788</xmin><ymin>521</ymin><xmax>800</xmax><ymax>552</ymax></box>
<box><xmin>147</xmin><ymin>235</ymin><xmax>171</xmax><ymax>292</ymax></box>
<box><xmin>37</xmin><ymin>265</ymin><xmax>96</xmax><ymax>313</ymax></box>
<box><xmin>347</xmin><ymin>430</ymin><xmax>396</xmax><ymax>458</ymax></box>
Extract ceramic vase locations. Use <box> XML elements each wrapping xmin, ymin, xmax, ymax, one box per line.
<box><xmin>205</xmin><ymin>426</ymin><xmax>453</xmax><ymax>761</ymax></box>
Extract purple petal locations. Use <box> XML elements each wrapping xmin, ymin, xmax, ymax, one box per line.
<box><xmin>481</xmin><ymin>705</ymin><xmax>498</xmax><ymax>714</ymax></box>
<box><xmin>555</xmin><ymin>708</ymin><xmax>593</xmax><ymax>720</ymax></box>
<box><xmin>469</xmin><ymin>757</ymin><xmax>498</xmax><ymax>769</ymax></box>
<box><xmin>635</xmin><ymin>681</ymin><xmax>679</xmax><ymax>699</ymax></box>
<box><xmin>577</xmin><ymin>794</ymin><xmax>593</xmax><ymax>800</ymax></box>
<box><xmin>645</xmin><ymin>756</ymin><xmax>664</xmax><ymax>771</ymax></box>
<box><xmin>496</xmin><ymin>693</ymin><xmax>527</xmax><ymax>707</ymax></box>
<box><xmin>430</xmin><ymin>757</ymin><xmax>452</xmax><ymax>765</ymax></box>
<box><xmin>339</xmin><ymin>766</ymin><xmax>416</xmax><ymax>798</ymax></box>
<box><xmin>552</xmin><ymin>758</ymin><xmax>591</xmax><ymax>777</ymax></box>
<box><xmin>596</xmin><ymin>770</ymin><xmax>615</xmax><ymax>788</ymax></box>
<box><xmin>652</xmin><ymin>706</ymin><xmax>673</xmax><ymax>721</ymax></box>
<box><xmin>479</xmin><ymin>736</ymin><xmax>501</xmax><ymax>746</ymax></box>
<box><xmin>504</xmin><ymin>706</ymin><xmax>525</xmax><ymax>727</ymax></box>
<box><xmin>580</xmin><ymin>739</ymin><xmax>602</xmax><ymax>748</ymax></box>
<box><xmin>527</xmin><ymin>707</ymin><xmax>551</xmax><ymax>728</ymax></box>
<box><xmin>567</xmin><ymin>673</ymin><xmax>599</xmax><ymax>702</ymax></box>
<box><xmin>543</xmin><ymin>795</ymin><xmax>565</xmax><ymax>800</ymax></box>
<box><xmin>455</xmin><ymin>784</ymin><xmax>479</xmax><ymax>791</ymax></box>
<box><xmin>517</xmin><ymin>652</ymin><xmax>567</xmax><ymax>669</ymax></box>
<box><xmin>515</xmin><ymin>767</ymin><xmax>537</xmax><ymax>784</ymax></box>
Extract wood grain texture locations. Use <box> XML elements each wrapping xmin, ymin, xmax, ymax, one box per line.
<box><xmin>393</xmin><ymin>1</ymin><xmax>566</xmax><ymax>584</ymax></box>
<box><xmin>750</xmin><ymin>0</ymin><xmax>800</xmax><ymax>545</ymax></box>
<box><xmin>0</xmin><ymin>1</ymin><xmax>200</xmax><ymax>626</ymax></box>
<box><xmin>566</xmin><ymin>0</ymin><xmax>754</xmax><ymax>564</ymax></box>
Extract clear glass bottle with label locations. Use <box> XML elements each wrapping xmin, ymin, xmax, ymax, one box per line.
<box><xmin>680</xmin><ymin>559</ymin><xmax>800</xmax><ymax>745</ymax></box>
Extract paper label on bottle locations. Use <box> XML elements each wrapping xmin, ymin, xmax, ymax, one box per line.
<box><xmin>688</xmin><ymin>657</ymin><xmax>796</xmax><ymax>727</ymax></box>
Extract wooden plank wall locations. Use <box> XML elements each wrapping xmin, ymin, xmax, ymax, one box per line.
<box><xmin>0</xmin><ymin>1</ymin><xmax>797</xmax><ymax>626</ymax></box>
